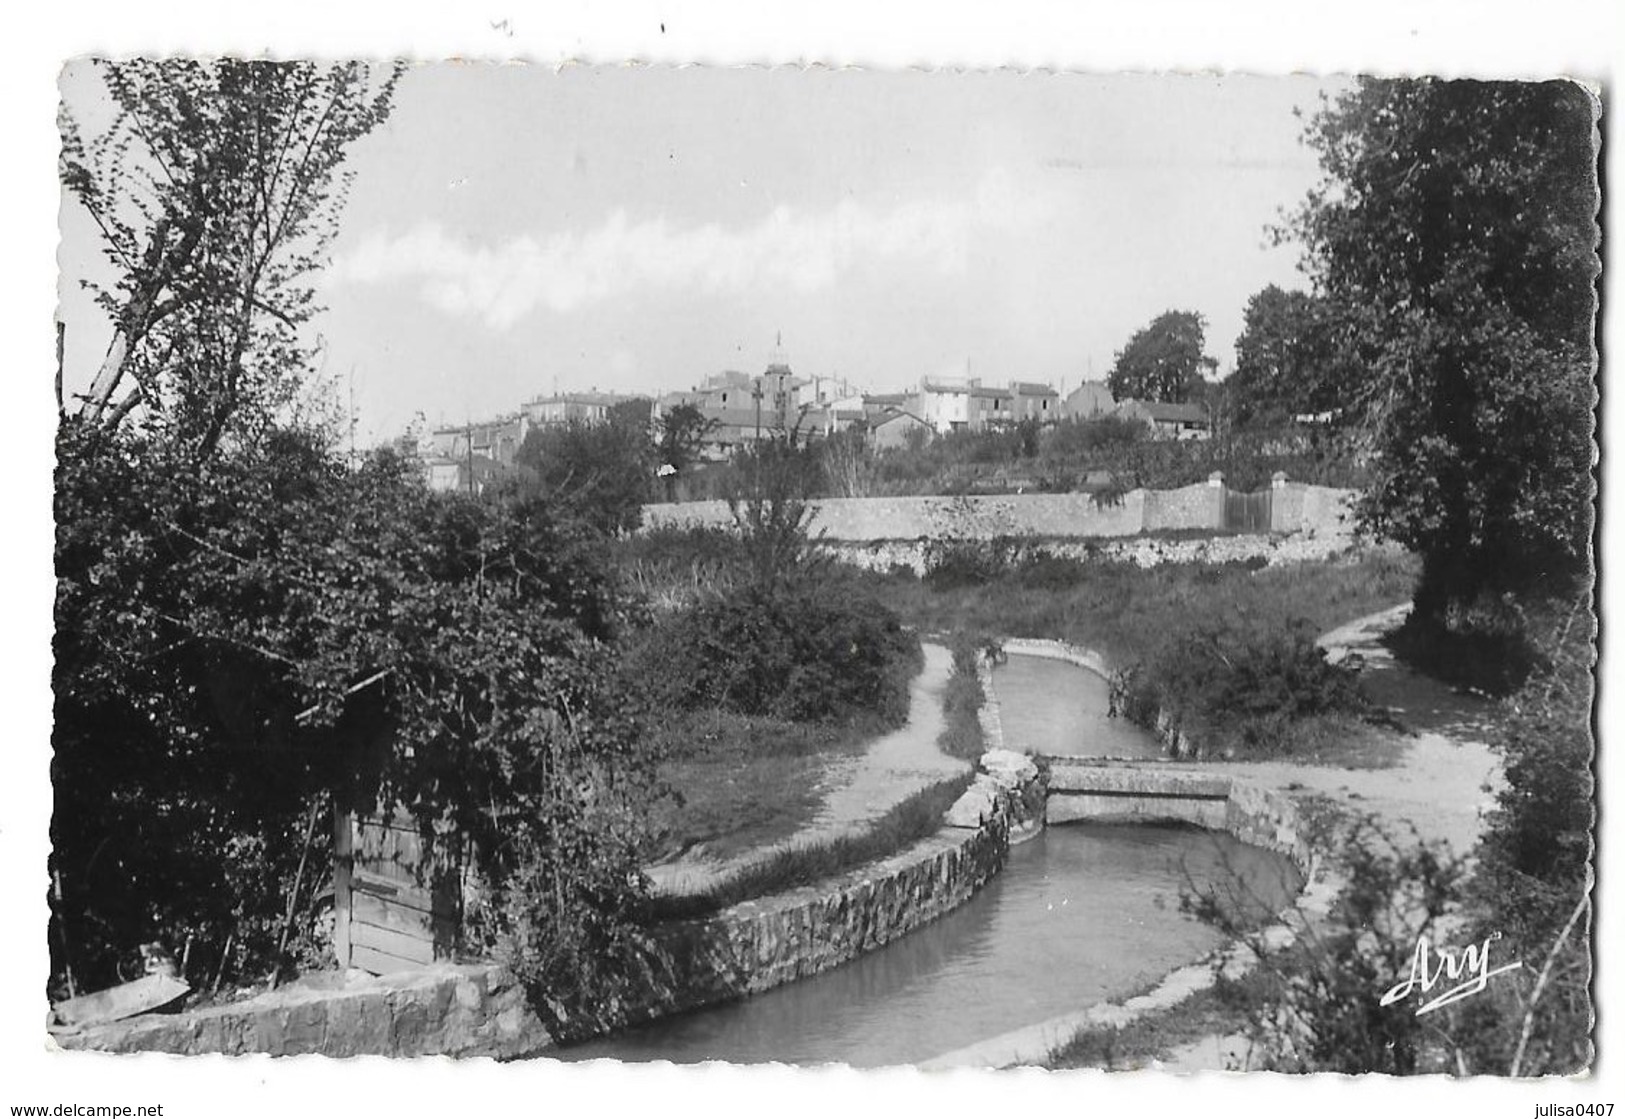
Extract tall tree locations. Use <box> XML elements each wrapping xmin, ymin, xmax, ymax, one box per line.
<box><xmin>1107</xmin><ymin>309</ymin><xmax>1217</xmax><ymax>404</ymax></box>
<box><xmin>1286</xmin><ymin>79</ymin><xmax>1598</xmax><ymax>618</ymax></box>
<box><xmin>1229</xmin><ymin>285</ymin><xmax>1348</xmax><ymax>426</ymax></box>
<box><xmin>513</xmin><ymin>404</ymin><xmax>656</xmax><ymax>536</ymax></box>
<box><xmin>60</xmin><ymin>59</ymin><xmax>401</xmax><ymax>460</ymax></box>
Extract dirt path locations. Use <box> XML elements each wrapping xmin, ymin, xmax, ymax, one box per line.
<box><xmin>1153</xmin><ymin>602</ymin><xmax>1505</xmax><ymax>1072</ymax></box>
<box><xmin>644</xmin><ymin>642</ymin><xmax>969</xmax><ymax>897</ymax></box>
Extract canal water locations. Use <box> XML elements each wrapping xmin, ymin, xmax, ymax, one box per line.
<box><xmin>992</xmin><ymin>652</ymin><xmax>1165</xmax><ymax>758</ymax></box>
<box><xmin>560</xmin><ymin>823</ymin><xmax>1302</xmax><ymax>1067</ymax></box>
<box><xmin>557</xmin><ymin>650</ymin><xmax>1299</xmax><ymax>1067</ymax></box>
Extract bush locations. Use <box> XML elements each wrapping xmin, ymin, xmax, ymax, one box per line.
<box><xmin>1185</xmin><ymin>595</ymin><xmax>1594</xmax><ymax>1075</ymax></box>
<box><xmin>1115</xmin><ymin>619</ymin><xmax>1372</xmax><ymax>757</ymax></box>
<box><xmin>922</xmin><ymin>537</ymin><xmax>1092</xmax><ymax>589</ymax></box>
<box><xmin>1187</xmin><ymin>817</ymin><xmax>1474</xmax><ymax>1074</ymax></box>
<box><xmin>52</xmin><ymin>425</ymin><xmax>656</xmax><ymax>1002</ymax></box>
<box><xmin>612</xmin><ymin>524</ymin><xmax>749</xmax><ymax>612</ymax></box>
<box><xmin>630</xmin><ymin>577</ymin><xmax>922</xmax><ymax>727</ymax></box>
<box><xmin>1386</xmin><ymin>591</ymin><xmax>1552</xmax><ymax>697</ymax></box>
<box><xmin>494</xmin><ymin>827</ymin><xmax>670</xmax><ymax>1043</ymax></box>
<box><xmin>922</xmin><ymin>537</ymin><xmax>1023</xmax><ymax>587</ymax></box>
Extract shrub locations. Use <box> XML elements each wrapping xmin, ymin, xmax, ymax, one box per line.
<box><xmin>612</xmin><ymin>525</ymin><xmax>749</xmax><ymax>612</ymax></box>
<box><xmin>922</xmin><ymin>537</ymin><xmax>1021</xmax><ymax>587</ymax></box>
<box><xmin>1191</xmin><ymin>805</ymin><xmax>1592</xmax><ymax>1075</ymax></box>
<box><xmin>52</xmin><ymin>428</ymin><xmax>655</xmax><ymax>1001</ymax></box>
<box><xmin>1184</xmin><ymin>595</ymin><xmax>1595</xmax><ymax>1075</ymax></box>
<box><xmin>1115</xmin><ymin>619</ymin><xmax>1372</xmax><ymax>757</ymax></box>
<box><xmin>630</xmin><ymin>577</ymin><xmax>922</xmax><ymax>727</ymax></box>
<box><xmin>1386</xmin><ymin>591</ymin><xmax>1551</xmax><ymax>697</ymax></box>
<box><xmin>1187</xmin><ymin>817</ymin><xmax>1473</xmax><ymax>1074</ymax></box>
<box><xmin>495</xmin><ymin>827</ymin><xmax>670</xmax><ymax>1043</ymax></box>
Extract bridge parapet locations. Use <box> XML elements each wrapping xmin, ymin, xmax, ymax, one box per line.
<box><xmin>1039</xmin><ymin>757</ymin><xmax>1310</xmax><ymax>870</ymax></box>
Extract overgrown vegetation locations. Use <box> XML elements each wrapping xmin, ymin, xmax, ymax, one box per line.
<box><xmin>54</xmin><ymin>61</ymin><xmax>707</xmax><ymax>1042</ymax></box>
<box><xmin>509</xmin><ymin>399</ymin><xmax>656</xmax><ymax>536</ymax></box>
<box><xmin>670</xmin><ymin>412</ymin><xmax>1369</xmax><ymax>503</ymax></box>
<box><xmin>623</xmin><ymin>436</ymin><xmax>922</xmax><ymax>729</ymax></box>
<box><xmin>873</xmin><ymin>548</ymin><xmax>1419</xmax><ymax>675</ymax></box>
<box><xmin>1111</xmin><ymin>621</ymin><xmax>1377</xmax><ymax>759</ymax></box>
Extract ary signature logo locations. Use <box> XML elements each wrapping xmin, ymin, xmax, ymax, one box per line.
<box><xmin>1379</xmin><ymin>931</ymin><xmax>1523</xmax><ymax>1016</ymax></box>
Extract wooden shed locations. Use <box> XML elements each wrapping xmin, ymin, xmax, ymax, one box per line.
<box><xmin>333</xmin><ymin>809</ymin><xmax>463</xmax><ymax>974</ymax></box>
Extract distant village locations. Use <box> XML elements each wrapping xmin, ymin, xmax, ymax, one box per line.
<box><xmin>393</xmin><ymin>342</ymin><xmax>1214</xmax><ymax>495</ymax></box>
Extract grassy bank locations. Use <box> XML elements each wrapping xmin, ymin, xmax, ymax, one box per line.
<box><xmin>937</xmin><ymin>631</ymin><xmax>990</xmax><ymax>761</ymax></box>
<box><xmin>868</xmin><ymin>547</ymin><xmax>1418</xmax><ymax>669</ymax></box>
<box><xmin>642</xmin><ymin>772</ymin><xmax>975</xmax><ymax>922</ymax></box>
<box><xmin>644</xmin><ymin>710</ymin><xmax>888</xmax><ymax>864</ymax></box>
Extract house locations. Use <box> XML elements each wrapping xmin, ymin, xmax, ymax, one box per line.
<box><xmin>521</xmin><ymin>391</ymin><xmax>635</xmax><ymax>427</ymax></box>
<box><xmin>429</xmin><ymin>414</ymin><xmax>529</xmax><ymax>467</ymax></box>
<box><xmin>1114</xmin><ymin>399</ymin><xmax>1212</xmax><ymax>440</ymax></box>
<box><xmin>861</xmin><ymin>392</ymin><xmax>912</xmax><ymax>421</ymax></box>
<box><xmin>693</xmin><ymin>407</ymin><xmax>774</xmax><ymax>461</ymax></box>
<box><xmin>915</xmin><ymin>377</ymin><xmax>1060</xmax><ymax>433</ymax></box>
<box><xmin>798</xmin><ymin>374</ymin><xmax>863</xmax><ymax>411</ymax></box>
<box><xmin>868</xmin><ymin>409</ymin><xmax>932</xmax><ymax>451</ymax></box>
<box><xmin>1008</xmin><ymin>381</ymin><xmax>1061</xmax><ymax>423</ymax></box>
<box><xmin>651</xmin><ymin>390</ymin><xmax>708</xmax><ymax>421</ymax></box>
<box><xmin>1063</xmin><ymin>380</ymin><xmax>1115</xmax><ymax>420</ymax></box>
<box><xmin>423</xmin><ymin>453</ymin><xmax>502</xmax><ymax>494</ymax></box>
<box><xmin>916</xmin><ymin>378</ymin><xmax>989</xmax><ymax>432</ymax></box>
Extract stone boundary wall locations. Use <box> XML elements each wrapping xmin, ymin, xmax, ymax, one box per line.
<box><xmin>829</xmin><ymin>531</ymin><xmax>1364</xmax><ymax>577</ymax></box>
<box><xmin>62</xmin><ymin>752</ymin><xmax>1046</xmax><ymax>1059</ymax></box>
<box><xmin>57</xmin><ymin>962</ymin><xmax>550</xmax><ymax>1059</ymax></box>
<box><xmin>1142</xmin><ymin>479</ymin><xmax>1223</xmax><ymax>533</ymax></box>
<box><xmin>642</xmin><ymin>485</ymin><xmax>1356</xmax><ymax>543</ymax></box>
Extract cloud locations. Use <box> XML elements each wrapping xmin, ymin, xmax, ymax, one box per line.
<box><xmin>326</xmin><ymin>169</ymin><xmax>1053</xmax><ymax>329</ymax></box>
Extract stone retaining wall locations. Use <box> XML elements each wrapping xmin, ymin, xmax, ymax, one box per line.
<box><xmin>57</xmin><ymin>962</ymin><xmax>550</xmax><ymax>1059</ymax></box>
<box><xmin>623</xmin><ymin>750</ymin><xmax>1043</xmax><ymax>1029</ymax></box>
<box><xmin>825</xmin><ymin>530</ymin><xmax>1360</xmax><ymax>577</ymax></box>
<box><xmin>643</xmin><ymin>485</ymin><xmax>1356</xmax><ymax>543</ymax></box>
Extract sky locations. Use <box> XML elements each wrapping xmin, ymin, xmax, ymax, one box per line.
<box><xmin>57</xmin><ymin>65</ymin><xmax>1347</xmax><ymax>444</ymax></box>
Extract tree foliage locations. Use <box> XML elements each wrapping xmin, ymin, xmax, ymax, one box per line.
<box><xmin>53</xmin><ymin>425</ymin><xmax>658</xmax><ymax>997</ymax></box>
<box><xmin>1286</xmin><ymin>79</ymin><xmax>1598</xmax><ymax>617</ymax></box>
<box><xmin>655</xmin><ymin>403</ymin><xmax>714</xmax><ymax>476</ymax></box>
<box><xmin>1106</xmin><ymin>309</ymin><xmax>1217</xmax><ymax>404</ymax></box>
<box><xmin>60</xmin><ymin>59</ymin><xmax>401</xmax><ymax>460</ymax></box>
<box><xmin>513</xmin><ymin>401</ymin><xmax>655</xmax><ymax>536</ymax></box>
<box><xmin>53</xmin><ymin>62</ymin><xmax>663</xmax><ymax>1020</ymax></box>
<box><xmin>1228</xmin><ymin>285</ymin><xmax>1350</xmax><ymax>426</ymax></box>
